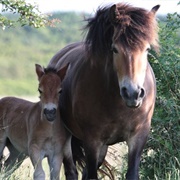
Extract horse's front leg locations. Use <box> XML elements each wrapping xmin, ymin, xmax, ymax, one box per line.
<box><xmin>48</xmin><ymin>154</ymin><xmax>62</xmax><ymax>180</ymax></box>
<box><xmin>126</xmin><ymin>128</ymin><xmax>149</xmax><ymax>180</ymax></box>
<box><xmin>29</xmin><ymin>145</ymin><xmax>45</xmax><ymax>180</ymax></box>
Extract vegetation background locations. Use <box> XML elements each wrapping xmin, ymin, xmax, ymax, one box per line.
<box><xmin>0</xmin><ymin>5</ymin><xmax>179</xmax><ymax>180</ymax></box>
<box><xmin>0</xmin><ymin>12</ymin><xmax>85</xmax><ymax>96</ymax></box>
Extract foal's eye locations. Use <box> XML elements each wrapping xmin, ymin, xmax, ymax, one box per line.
<box><xmin>112</xmin><ymin>47</ymin><xmax>118</xmax><ymax>54</ymax></box>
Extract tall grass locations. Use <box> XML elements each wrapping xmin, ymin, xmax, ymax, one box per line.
<box><xmin>0</xmin><ymin>158</ymin><xmax>50</xmax><ymax>180</ymax></box>
<box><xmin>1</xmin><ymin>142</ymin><xmax>179</xmax><ymax>179</ymax></box>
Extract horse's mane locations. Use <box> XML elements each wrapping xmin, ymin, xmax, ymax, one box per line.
<box><xmin>84</xmin><ymin>3</ymin><xmax>159</xmax><ymax>59</ymax></box>
<box><xmin>85</xmin><ymin>6</ymin><xmax>114</xmax><ymax>60</ymax></box>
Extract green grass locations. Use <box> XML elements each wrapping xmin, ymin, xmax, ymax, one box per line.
<box><xmin>0</xmin><ymin>79</ymin><xmax>38</xmax><ymax>97</ymax></box>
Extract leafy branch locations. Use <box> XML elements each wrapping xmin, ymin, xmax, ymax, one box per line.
<box><xmin>0</xmin><ymin>0</ymin><xmax>60</xmax><ymax>29</ymax></box>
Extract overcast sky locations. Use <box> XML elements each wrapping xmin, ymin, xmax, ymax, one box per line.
<box><xmin>29</xmin><ymin>0</ymin><xmax>180</xmax><ymax>15</ymax></box>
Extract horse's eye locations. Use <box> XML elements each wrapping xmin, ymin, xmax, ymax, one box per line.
<box><xmin>38</xmin><ymin>88</ymin><xmax>42</xmax><ymax>94</ymax></box>
<box><xmin>112</xmin><ymin>46</ymin><xmax>118</xmax><ymax>54</ymax></box>
<box><xmin>146</xmin><ymin>47</ymin><xmax>151</xmax><ymax>52</ymax></box>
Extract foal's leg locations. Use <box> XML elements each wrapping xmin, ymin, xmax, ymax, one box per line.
<box><xmin>48</xmin><ymin>154</ymin><xmax>62</xmax><ymax>180</ymax></box>
<box><xmin>126</xmin><ymin>129</ymin><xmax>149</xmax><ymax>180</ymax></box>
<box><xmin>29</xmin><ymin>146</ymin><xmax>45</xmax><ymax>180</ymax></box>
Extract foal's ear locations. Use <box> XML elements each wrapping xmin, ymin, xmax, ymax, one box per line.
<box><xmin>151</xmin><ymin>5</ymin><xmax>160</xmax><ymax>15</ymax></box>
<box><xmin>57</xmin><ymin>63</ymin><xmax>70</xmax><ymax>81</ymax></box>
<box><xmin>109</xmin><ymin>4</ymin><xmax>118</xmax><ymax>24</ymax></box>
<box><xmin>35</xmin><ymin>64</ymin><xmax>44</xmax><ymax>80</ymax></box>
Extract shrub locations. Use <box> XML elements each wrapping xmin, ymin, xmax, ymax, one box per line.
<box><xmin>140</xmin><ymin>9</ymin><xmax>180</xmax><ymax>179</ymax></box>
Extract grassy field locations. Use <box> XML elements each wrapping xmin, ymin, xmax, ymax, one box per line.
<box><xmin>0</xmin><ymin>144</ymin><xmax>128</xmax><ymax>180</ymax></box>
<box><xmin>1</xmin><ymin>147</ymin><xmax>60</xmax><ymax>180</ymax></box>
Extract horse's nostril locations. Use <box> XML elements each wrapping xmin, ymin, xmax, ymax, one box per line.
<box><xmin>51</xmin><ymin>108</ymin><xmax>56</xmax><ymax>114</ymax></box>
<box><xmin>121</xmin><ymin>87</ymin><xmax>130</xmax><ymax>99</ymax></box>
<box><xmin>44</xmin><ymin>108</ymin><xmax>48</xmax><ymax>115</ymax></box>
<box><xmin>139</xmin><ymin>88</ymin><xmax>145</xmax><ymax>99</ymax></box>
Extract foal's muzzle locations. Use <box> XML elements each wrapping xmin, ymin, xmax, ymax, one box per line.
<box><xmin>44</xmin><ymin>108</ymin><xmax>56</xmax><ymax>121</ymax></box>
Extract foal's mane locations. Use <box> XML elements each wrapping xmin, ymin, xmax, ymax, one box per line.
<box><xmin>85</xmin><ymin>3</ymin><xmax>159</xmax><ymax>60</ymax></box>
<box><xmin>44</xmin><ymin>67</ymin><xmax>57</xmax><ymax>74</ymax></box>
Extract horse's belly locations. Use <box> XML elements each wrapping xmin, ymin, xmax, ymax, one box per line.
<box><xmin>8</xmin><ymin>136</ymin><xmax>28</xmax><ymax>153</ymax></box>
<box><xmin>7</xmin><ymin>124</ymin><xmax>28</xmax><ymax>153</ymax></box>
<box><xmin>70</xmin><ymin>104</ymin><xmax>149</xmax><ymax>145</ymax></box>
<box><xmin>101</xmin><ymin>122</ymin><xmax>130</xmax><ymax>145</ymax></box>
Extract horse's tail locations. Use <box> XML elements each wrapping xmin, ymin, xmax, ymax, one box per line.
<box><xmin>71</xmin><ymin>136</ymin><xmax>115</xmax><ymax>180</ymax></box>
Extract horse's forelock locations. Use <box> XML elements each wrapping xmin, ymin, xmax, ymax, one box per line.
<box><xmin>114</xmin><ymin>3</ymin><xmax>159</xmax><ymax>52</ymax></box>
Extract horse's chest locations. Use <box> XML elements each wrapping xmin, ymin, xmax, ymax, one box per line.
<box><xmin>29</xmin><ymin>132</ymin><xmax>60</xmax><ymax>158</ymax></box>
<box><xmin>103</xmin><ymin>109</ymin><xmax>146</xmax><ymax>144</ymax></box>
<box><xmin>41</xmin><ymin>136</ymin><xmax>58</xmax><ymax>155</ymax></box>
<box><xmin>43</xmin><ymin>138</ymin><xmax>54</xmax><ymax>152</ymax></box>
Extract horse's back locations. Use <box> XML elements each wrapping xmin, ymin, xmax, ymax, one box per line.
<box><xmin>0</xmin><ymin>97</ymin><xmax>34</xmax><ymax>153</ymax></box>
<box><xmin>48</xmin><ymin>42</ymin><xmax>85</xmax><ymax>70</ymax></box>
<box><xmin>0</xmin><ymin>96</ymin><xmax>34</xmax><ymax>124</ymax></box>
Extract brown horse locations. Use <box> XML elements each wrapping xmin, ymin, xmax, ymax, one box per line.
<box><xmin>0</xmin><ymin>64</ymin><xmax>78</xmax><ymax>180</ymax></box>
<box><xmin>48</xmin><ymin>3</ymin><xmax>160</xmax><ymax>180</ymax></box>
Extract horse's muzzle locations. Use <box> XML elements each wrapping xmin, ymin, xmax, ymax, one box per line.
<box><xmin>121</xmin><ymin>86</ymin><xmax>145</xmax><ymax>108</ymax></box>
<box><xmin>44</xmin><ymin>108</ymin><xmax>56</xmax><ymax>121</ymax></box>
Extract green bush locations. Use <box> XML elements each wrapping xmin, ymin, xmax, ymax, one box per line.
<box><xmin>140</xmin><ymin>10</ymin><xmax>180</xmax><ymax>179</ymax></box>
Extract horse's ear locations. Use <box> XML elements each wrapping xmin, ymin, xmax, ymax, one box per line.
<box><xmin>151</xmin><ymin>5</ymin><xmax>160</xmax><ymax>15</ymax></box>
<box><xmin>109</xmin><ymin>4</ymin><xmax>118</xmax><ymax>24</ymax></box>
<box><xmin>35</xmin><ymin>64</ymin><xmax>44</xmax><ymax>80</ymax></box>
<box><xmin>57</xmin><ymin>63</ymin><xmax>70</xmax><ymax>81</ymax></box>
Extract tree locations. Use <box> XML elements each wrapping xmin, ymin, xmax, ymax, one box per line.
<box><xmin>0</xmin><ymin>0</ymin><xmax>60</xmax><ymax>29</ymax></box>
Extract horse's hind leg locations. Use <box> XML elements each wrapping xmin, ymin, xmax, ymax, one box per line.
<box><xmin>0</xmin><ymin>136</ymin><xmax>7</xmax><ymax>169</ymax></box>
<box><xmin>82</xmin><ymin>145</ymin><xmax>108</xmax><ymax>179</ymax></box>
<box><xmin>98</xmin><ymin>145</ymin><xmax>108</xmax><ymax>168</ymax></box>
<box><xmin>63</xmin><ymin>155</ymin><xmax>78</xmax><ymax>180</ymax></box>
<box><xmin>82</xmin><ymin>141</ymin><xmax>105</xmax><ymax>180</ymax></box>
<box><xmin>63</xmin><ymin>137</ymin><xmax>78</xmax><ymax>180</ymax></box>
<box><xmin>4</xmin><ymin>141</ymin><xmax>26</xmax><ymax>174</ymax></box>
